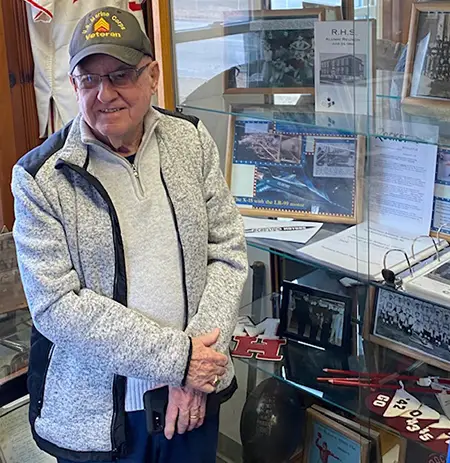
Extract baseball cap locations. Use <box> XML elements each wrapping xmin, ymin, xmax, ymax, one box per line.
<box><xmin>69</xmin><ymin>7</ymin><xmax>154</xmax><ymax>74</ymax></box>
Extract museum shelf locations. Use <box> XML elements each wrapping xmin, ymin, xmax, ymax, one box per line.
<box><xmin>179</xmin><ymin>98</ymin><xmax>450</xmax><ymax>148</ymax></box>
<box><xmin>246</xmin><ymin>222</ymin><xmax>356</xmax><ymax>272</ymax></box>
<box><xmin>236</xmin><ymin>292</ymin><xmax>450</xmax><ymax>458</ymax></box>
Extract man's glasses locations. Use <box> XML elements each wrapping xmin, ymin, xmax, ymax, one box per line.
<box><xmin>72</xmin><ymin>64</ymin><xmax>150</xmax><ymax>90</ymax></box>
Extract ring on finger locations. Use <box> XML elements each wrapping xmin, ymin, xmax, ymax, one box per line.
<box><xmin>212</xmin><ymin>375</ymin><xmax>221</xmax><ymax>388</ymax></box>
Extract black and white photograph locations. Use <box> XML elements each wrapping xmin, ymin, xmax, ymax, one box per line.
<box><xmin>224</xmin><ymin>10</ymin><xmax>324</xmax><ymax>94</ymax></box>
<box><xmin>235</xmin><ymin>130</ymin><xmax>281</xmax><ymax>163</ymax></box>
<box><xmin>280</xmin><ymin>135</ymin><xmax>302</xmax><ymax>163</ymax></box>
<box><xmin>319</xmin><ymin>53</ymin><xmax>366</xmax><ymax>85</ymax></box>
<box><xmin>313</xmin><ymin>138</ymin><xmax>356</xmax><ymax>179</ymax></box>
<box><xmin>403</xmin><ymin>4</ymin><xmax>450</xmax><ymax>107</ymax></box>
<box><xmin>370</xmin><ymin>287</ymin><xmax>450</xmax><ymax>368</ymax></box>
<box><xmin>437</xmin><ymin>148</ymin><xmax>450</xmax><ymax>182</ymax></box>
<box><xmin>280</xmin><ymin>281</ymin><xmax>352</xmax><ymax>353</ymax></box>
<box><xmin>412</xmin><ymin>10</ymin><xmax>450</xmax><ymax>100</ymax></box>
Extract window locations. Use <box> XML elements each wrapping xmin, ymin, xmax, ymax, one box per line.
<box><xmin>271</xmin><ymin>0</ymin><xmax>341</xmax><ymax>8</ymax></box>
<box><xmin>354</xmin><ymin>0</ymin><xmax>377</xmax><ymax>20</ymax></box>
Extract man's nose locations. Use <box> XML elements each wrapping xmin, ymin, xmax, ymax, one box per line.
<box><xmin>97</xmin><ymin>78</ymin><xmax>118</xmax><ymax>103</ymax></box>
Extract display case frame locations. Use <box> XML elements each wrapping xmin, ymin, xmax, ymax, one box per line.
<box><xmin>161</xmin><ymin>0</ymin><xmax>450</xmax><ymax>456</ymax></box>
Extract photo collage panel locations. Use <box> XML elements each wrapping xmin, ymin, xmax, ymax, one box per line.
<box><xmin>231</xmin><ymin>118</ymin><xmax>358</xmax><ymax>219</ymax></box>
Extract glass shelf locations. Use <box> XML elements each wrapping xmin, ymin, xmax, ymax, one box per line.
<box><xmin>246</xmin><ymin>222</ymin><xmax>357</xmax><ymax>275</ymax></box>
<box><xmin>180</xmin><ymin>94</ymin><xmax>450</xmax><ymax>147</ymax></box>
<box><xmin>246</xmin><ymin>225</ymin><xmax>448</xmax><ymax>284</ymax></box>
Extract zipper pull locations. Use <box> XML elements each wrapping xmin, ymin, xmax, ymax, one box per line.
<box><xmin>132</xmin><ymin>164</ymin><xmax>139</xmax><ymax>179</ymax></box>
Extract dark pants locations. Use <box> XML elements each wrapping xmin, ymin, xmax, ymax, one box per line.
<box><xmin>57</xmin><ymin>410</ymin><xmax>219</xmax><ymax>463</ymax></box>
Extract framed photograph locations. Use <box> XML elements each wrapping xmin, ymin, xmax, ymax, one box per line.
<box><xmin>224</xmin><ymin>9</ymin><xmax>324</xmax><ymax>95</ymax></box>
<box><xmin>364</xmin><ymin>286</ymin><xmax>450</xmax><ymax>371</ymax></box>
<box><xmin>280</xmin><ymin>281</ymin><xmax>353</xmax><ymax>354</ymax></box>
<box><xmin>225</xmin><ymin>114</ymin><xmax>365</xmax><ymax>223</ymax></box>
<box><xmin>311</xmin><ymin>405</ymin><xmax>382</xmax><ymax>463</ymax></box>
<box><xmin>402</xmin><ymin>3</ymin><xmax>450</xmax><ymax>109</ymax></box>
<box><xmin>313</xmin><ymin>405</ymin><xmax>407</xmax><ymax>463</ymax></box>
<box><xmin>303</xmin><ymin>408</ymin><xmax>370</xmax><ymax>463</ymax></box>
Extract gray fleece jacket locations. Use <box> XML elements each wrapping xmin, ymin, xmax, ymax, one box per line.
<box><xmin>11</xmin><ymin>107</ymin><xmax>248</xmax><ymax>461</ymax></box>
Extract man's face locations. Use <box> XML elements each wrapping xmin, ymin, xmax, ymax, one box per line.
<box><xmin>71</xmin><ymin>54</ymin><xmax>159</xmax><ymax>143</ymax></box>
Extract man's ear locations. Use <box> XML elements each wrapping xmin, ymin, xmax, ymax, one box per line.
<box><xmin>148</xmin><ymin>61</ymin><xmax>160</xmax><ymax>95</ymax></box>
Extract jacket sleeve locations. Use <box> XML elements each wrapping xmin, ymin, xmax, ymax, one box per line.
<box><xmin>11</xmin><ymin>164</ymin><xmax>191</xmax><ymax>386</ymax></box>
<box><xmin>184</xmin><ymin>122</ymin><xmax>249</xmax><ymax>353</ymax></box>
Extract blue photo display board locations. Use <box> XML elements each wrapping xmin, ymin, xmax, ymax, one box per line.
<box><xmin>229</xmin><ymin>116</ymin><xmax>363</xmax><ymax>223</ymax></box>
<box><xmin>432</xmin><ymin>147</ymin><xmax>450</xmax><ymax>238</ymax></box>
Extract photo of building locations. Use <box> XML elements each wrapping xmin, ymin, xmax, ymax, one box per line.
<box><xmin>320</xmin><ymin>53</ymin><xmax>366</xmax><ymax>84</ymax></box>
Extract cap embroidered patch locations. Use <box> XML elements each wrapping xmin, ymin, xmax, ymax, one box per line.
<box><xmin>94</xmin><ymin>18</ymin><xmax>110</xmax><ymax>33</ymax></box>
<box><xmin>82</xmin><ymin>11</ymin><xmax>125</xmax><ymax>41</ymax></box>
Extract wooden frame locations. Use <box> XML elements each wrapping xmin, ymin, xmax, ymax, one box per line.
<box><xmin>151</xmin><ymin>0</ymin><xmax>176</xmax><ymax>110</ymax></box>
<box><xmin>225</xmin><ymin>113</ymin><xmax>365</xmax><ymax>223</ymax></box>
<box><xmin>360</xmin><ymin>419</ymin><xmax>407</xmax><ymax>463</ymax></box>
<box><xmin>364</xmin><ymin>286</ymin><xmax>450</xmax><ymax>372</ymax></box>
<box><xmin>382</xmin><ymin>0</ymin><xmax>413</xmax><ymax>44</ymax></box>
<box><xmin>303</xmin><ymin>408</ymin><xmax>370</xmax><ymax>463</ymax></box>
<box><xmin>280</xmin><ymin>281</ymin><xmax>353</xmax><ymax>354</ymax></box>
<box><xmin>342</xmin><ymin>0</ymin><xmax>355</xmax><ymax>21</ymax></box>
<box><xmin>223</xmin><ymin>9</ymin><xmax>325</xmax><ymax>96</ymax></box>
<box><xmin>402</xmin><ymin>2</ymin><xmax>450</xmax><ymax>111</ymax></box>
<box><xmin>0</xmin><ymin>3</ymin><xmax>18</xmax><ymax>229</ymax></box>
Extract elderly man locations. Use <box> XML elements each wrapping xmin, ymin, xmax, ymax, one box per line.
<box><xmin>12</xmin><ymin>7</ymin><xmax>248</xmax><ymax>463</ymax></box>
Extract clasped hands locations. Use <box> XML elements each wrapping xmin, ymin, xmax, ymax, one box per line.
<box><xmin>164</xmin><ymin>328</ymin><xmax>227</xmax><ymax>439</ymax></box>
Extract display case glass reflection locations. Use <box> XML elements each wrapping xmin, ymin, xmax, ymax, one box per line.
<box><xmin>0</xmin><ymin>310</ymin><xmax>31</xmax><ymax>387</ymax></box>
<box><xmin>0</xmin><ymin>231</ymin><xmax>30</xmax><ymax>388</ymax></box>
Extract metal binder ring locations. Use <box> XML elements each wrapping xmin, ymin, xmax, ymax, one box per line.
<box><xmin>411</xmin><ymin>235</ymin><xmax>440</xmax><ymax>261</ymax></box>
<box><xmin>383</xmin><ymin>249</ymin><xmax>413</xmax><ymax>276</ymax></box>
<box><xmin>437</xmin><ymin>222</ymin><xmax>450</xmax><ymax>245</ymax></box>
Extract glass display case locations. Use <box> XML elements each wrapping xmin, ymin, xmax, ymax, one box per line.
<box><xmin>0</xmin><ymin>231</ymin><xmax>29</xmax><ymax>408</ymax></box>
<box><xmin>165</xmin><ymin>0</ymin><xmax>450</xmax><ymax>461</ymax></box>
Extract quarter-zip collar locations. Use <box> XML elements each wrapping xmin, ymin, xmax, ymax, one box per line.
<box><xmin>80</xmin><ymin>107</ymin><xmax>161</xmax><ymax>165</ymax></box>
<box><xmin>55</xmin><ymin>108</ymin><xmax>161</xmax><ymax>171</ymax></box>
<box><xmin>77</xmin><ymin>108</ymin><xmax>161</xmax><ymax>199</ymax></box>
